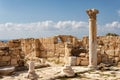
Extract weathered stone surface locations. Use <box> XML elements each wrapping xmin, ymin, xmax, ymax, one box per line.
<box><xmin>79</xmin><ymin>53</ymin><xmax>86</xmax><ymax>57</ymax></box>
<box><xmin>0</xmin><ymin>62</ymin><xmax>9</xmax><ymax>67</ymax></box>
<box><xmin>115</xmin><ymin>57</ymin><xmax>120</xmax><ymax>62</ymax></box>
<box><xmin>86</xmin><ymin>9</ymin><xmax>99</xmax><ymax>68</ymax></box>
<box><xmin>68</xmin><ymin>56</ymin><xmax>76</xmax><ymax>66</ymax></box>
<box><xmin>80</xmin><ymin>60</ymin><xmax>89</xmax><ymax>66</ymax></box>
<box><xmin>76</xmin><ymin>57</ymin><xmax>81</xmax><ymax>65</ymax></box>
<box><xmin>0</xmin><ymin>66</ymin><xmax>15</xmax><ymax>75</ymax></box>
<box><xmin>115</xmin><ymin>49</ymin><xmax>120</xmax><ymax>57</ymax></box>
<box><xmin>1</xmin><ymin>56</ymin><xmax>10</xmax><ymax>62</ymax></box>
<box><xmin>61</xmin><ymin>65</ymin><xmax>75</xmax><ymax>77</ymax></box>
<box><xmin>101</xmin><ymin>53</ymin><xmax>109</xmax><ymax>63</ymax></box>
<box><xmin>97</xmin><ymin>54</ymin><xmax>102</xmax><ymax>64</ymax></box>
<box><xmin>25</xmin><ymin>61</ymin><xmax>38</xmax><ymax>80</ymax></box>
<box><xmin>0</xmin><ymin>34</ymin><xmax>120</xmax><ymax>67</ymax></box>
<box><xmin>106</xmin><ymin>50</ymin><xmax>115</xmax><ymax>56</ymax></box>
<box><xmin>11</xmin><ymin>59</ymin><xmax>18</xmax><ymax>66</ymax></box>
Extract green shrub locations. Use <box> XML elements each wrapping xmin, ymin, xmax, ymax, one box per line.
<box><xmin>106</xmin><ymin>33</ymin><xmax>119</xmax><ymax>36</ymax></box>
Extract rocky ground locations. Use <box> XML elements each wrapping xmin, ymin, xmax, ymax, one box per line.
<box><xmin>0</xmin><ymin>66</ymin><xmax>120</xmax><ymax>80</ymax></box>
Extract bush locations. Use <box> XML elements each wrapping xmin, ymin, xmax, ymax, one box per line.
<box><xmin>106</xmin><ymin>33</ymin><xmax>119</xmax><ymax>36</ymax></box>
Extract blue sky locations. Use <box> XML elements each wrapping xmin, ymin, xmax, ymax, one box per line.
<box><xmin>0</xmin><ymin>0</ymin><xmax>120</xmax><ymax>39</ymax></box>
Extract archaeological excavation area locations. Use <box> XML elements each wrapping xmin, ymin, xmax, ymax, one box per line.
<box><xmin>0</xmin><ymin>35</ymin><xmax>120</xmax><ymax>66</ymax></box>
<box><xmin>0</xmin><ymin>35</ymin><xmax>120</xmax><ymax>80</ymax></box>
<box><xmin>0</xmin><ymin>9</ymin><xmax>120</xmax><ymax>80</ymax></box>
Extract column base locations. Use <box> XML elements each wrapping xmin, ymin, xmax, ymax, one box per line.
<box><xmin>88</xmin><ymin>65</ymin><xmax>97</xmax><ymax>69</ymax></box>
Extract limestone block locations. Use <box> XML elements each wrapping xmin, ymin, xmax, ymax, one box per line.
<box><xmin>115</xmin><ymin>57</ymin><xmax>120</xmax><ymax>62</ymax></box>
<box><xmin>47</xmin><ymin>51</ymin><xmax>54</xmax><ymax>57</ymax></box>
<box><xmin>97</xmin><ymin>55</ymin><xmax>102</xmax><ymax>64</ymax></box>
<box><xmin>80</xmin><ymin>60</ymin><xmax>89</xmax><ymax>66</ymax></box>
<box><xmin>59</xmin><ymin>53</ymin><xmax>65</xmax><ymax>57</ymax></box>
<box><xmin>98</xmin><ymin>40</ymin><xmax>104</xmax><ymax>45</ymax></box>
<box><xmin>109</xmin><ymin>45</ymin><xmax>115</xmax><ymax>50</ymax></box>
<box><xmin>59</xmin><ymin>57</ymin><xmax>64</xmax><ymax>64</ymax></box>
<box><xmin>47</xmin><ymin>57</ymin><xmax>59</xmax><ymax>63</ymax></box>
<box><xmin>0</xmin><ymin>51</ymin><xmax>5</xmax><ymax>56</ymax></box>
<box><xmin>10</xmin><ymin>49</ymin><xmax>21</xmax><ymax>56</ymax></box>
<box><xmin>2</xmin><ymin>56</ymin><xmax>10</xmax><ymax>62</ymax></box>
<box><xmin>76</xmin><ymin>57</ymin><xmax>81</xmax><ymax>65</ymax></box>
<box><xmin>11</xmin><ymin>59</ymin><xmax>18</xmax><ymax>66</ymax></box>
<box><xmin>54</xmin><ymin>53</ymin><xmax>60</xmax><ymax>57</ymax></box>
<box><xmin>79</xmin><ymin>53</ymin><xmax>86</xmax><ymax>57</ymax></box>
<box><xmin>115</xmin><ymin>49</ymin><xmax>120</xmax><ymax>57</ymax></box>
<box><xmin>108</xmin><ymin>58</ymin><xmax>114</xmax><ymax>64</ymax></box>
<box><xmin>104</xmin><ymin>45</ymin><xmax>109</xmax><ymax>50</ymax></box>
<box><xmin>80</xmin><ymin>57</ymin><xmax>88</xmax><ymax>61</ymax></box>
<box><xmin>68</xmin><ymin>56</ymin><xmax>76</xmax><ymax>66</ymax></box>
<box><xmin>0</xmin><ymin>66</ymin><xmax>15</xmax><ymax>75</ymax></box>
<box><xmin>0</xmin><ymin>56</ymin><xmax>1</xmax><ymax>60</ymax></box>
<box><xmin>0</xmin><ymin>62</ymin><xmax>9</xmax><ymax>66</ymax></box>
<box><xmin>117</xmin><ymin>62</ymin><xmax>120</xmax><ymax>67</ymax></box>
<box><xmin>101</xmin><ymin>54</ymin><xmax>109</xmax><ymax>63</ymax></box>
<box><xmin>56</xmin><ymin>43</ymin><xmax>65</xmax><ymax>48</ymax></box>
<box><xmin>8</xmin><ymin>41</ymin><xmax>21</xmax><ymax>48</ymax></box>
<box><xmin>39</xmin><ymin>51</ymin><xmax>47</xmax><ymax>58</ymax></box>
<box><xmin>106</xmin><ymin>50</ymin><xmax>114</xmax><ymax>56</ymax></box>
<box><xmin>85</xmin><ymin>54</ymin><xmax>89</xmax><ymax>58</ymax></box>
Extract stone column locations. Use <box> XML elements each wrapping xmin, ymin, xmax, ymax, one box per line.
<box><xmin>86</xmin><ymin>9</ymin><xmax>99</xmax><ymax>68</ymax></box>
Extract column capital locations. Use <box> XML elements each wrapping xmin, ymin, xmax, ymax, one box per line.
<box><xmin>86</xmin><ymin>9</ymin><xmax>99</xmax><ymax>20</ymax></box>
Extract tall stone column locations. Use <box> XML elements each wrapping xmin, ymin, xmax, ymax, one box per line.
<box><xmin>86</xmin><ymin>9</ymin><xmax>99</xmax><ymax>68</ymax></box>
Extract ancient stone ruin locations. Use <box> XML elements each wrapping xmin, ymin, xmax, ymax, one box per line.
<box><xmin>0</xmin><ymin>9</ymin><xmax>120</xmax><ymax>80</ymax></box>
<box><xmin>0</xmin><ymin>35</ymin><xmax>120</xmax><ymax>67</ymax></box>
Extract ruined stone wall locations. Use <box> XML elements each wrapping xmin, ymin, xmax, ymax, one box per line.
<box><xmin>76</xmin><ymin>36</ymin><xmax>120</xmax><ymax>66</ymax></box>
<box><xmin>39</xmin><ymin>37</ymin><xmax>55</xmax><ymax>58</ymax></box>
<box><xmin>97</xmin><ymin>36</ymin><xmax>120</xmax><ymax>65</ymax></box>
<box><xmin>19</xmin><ymin>35</ymin><xmax>78</xmax><ymax>64</ymax></box>
<box><xmin>38</xmin><ymin>35</ymin><xmax>78</xmax><ymax>64</ymax></box>
<box><xmin>0</xmin><ymin>40</ymin><xmax>22</xmax><ymax>66</ymax></box>
<box><xmin>0</xmin><ymin>35</ymin><xmax>119</xmax><ymax>67</ymax></box>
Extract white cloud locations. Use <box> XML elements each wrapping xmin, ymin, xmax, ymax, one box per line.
<box><xmin>0</xmin><ymin>20</ymin><xmax>88</xmax><ymax>31</ymax></box>
<box><xmin>105</xmin><ymin>21</ymin><xmax>120</xmax><ymax>28</ymax></box>
<box><xmin>0</xmin><ymin>20</ymin><xmax>119</xmax><ymax>39</ymax></box>
<box><xmin>0</xmin><ymin>20</ymin><xmax>88</xmax><ymax>39</ymax></box>
<box><xmin>55</xmin><ymin>21</ymin><xmax>88</xmax><ymax>29</ymax></box>
<box><xmin>96</xmin><ymin>21</ymin><xmax>120</xmax><ymax>36</ymax></box>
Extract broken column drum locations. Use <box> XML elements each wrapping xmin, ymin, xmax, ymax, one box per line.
<box><xmin>28</xmin><ymin>61</ymin><xmax>35</xmax><ymax>73</ymax></box>
<box><xmin>86</xmin><ymin>9</ymin><xmax>99</xmax><ymax>68</ymax></box>
<box><xmin>26</xmin><ymin>61</ymin><xmax>38</xmax><ymax>80</ymax></box>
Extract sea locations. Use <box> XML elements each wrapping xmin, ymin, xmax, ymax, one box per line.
<box><xmin>0</xmin><ymin>40</ymin><xmax>8</xmax><ymax>42</ymax></box>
